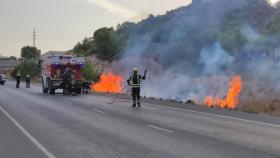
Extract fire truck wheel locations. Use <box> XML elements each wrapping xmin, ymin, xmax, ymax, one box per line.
<box><xmin>76</xmin><ymin>88</ymin><xmax>82</xmax><ymax>94</ymax></box>
<box><xmin>49</xmin><ymin>88</ymin><xmax>55</xmax><ymax>95</ymax></box>
<box><xmin>43</xmin><ymin>88</ymin><xmax>48</xmax><ymax>93</ymax></box>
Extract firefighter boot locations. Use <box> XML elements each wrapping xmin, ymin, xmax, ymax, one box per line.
<box><xmin>137</xmin><ymin>101</ymin><xmax>141</xmax><ymax>107</ymax></box>
<box><xmin>132</xmin><ymin>101</ymin><xmax>136</xmax><ymax>107</ymax></box>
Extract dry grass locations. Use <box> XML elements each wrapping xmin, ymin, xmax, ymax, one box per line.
<box><xmin>239</xmin><ymin>89</ymin><xmax>280</xmax><ymax>116</ymax></box>
<box><xmin>240</xmin><ymin>100</ymin><xmax>280</xmax><ymax>116</ymax></box>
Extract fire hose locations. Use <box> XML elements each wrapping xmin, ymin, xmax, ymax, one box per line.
<box><xmin>107</xmin><ymin>85</ymin><xmax>130</xmax><ymax>104</ymax></box>
<box><xmin>107</xmin><ymin>69</ymin><xmax>148</xmax><ymax>105</ymax></box>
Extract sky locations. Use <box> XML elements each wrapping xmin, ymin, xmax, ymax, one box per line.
<box><xmin>0</xmin><ymin>0</ymin><xmax>191</xmax><ymax>57</ymax></box>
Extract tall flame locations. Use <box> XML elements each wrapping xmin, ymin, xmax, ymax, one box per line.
<box><xmin>204</xmin><ymin>76</ymin><xmax>243</xmax><ymax>109</ymax></box>
<box><xmin>92</xmin><ymin>72</ymin><xmax>124</xmax><ymax>93</ymax></box>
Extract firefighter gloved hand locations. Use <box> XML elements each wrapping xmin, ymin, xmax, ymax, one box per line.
<box><xmin>127</xmin><ymin>80</ymin><xmax>132</xmax><ymax>86</ymax></box>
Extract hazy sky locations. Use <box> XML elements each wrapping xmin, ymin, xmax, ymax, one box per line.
<box><xmin>0</xmin><ymin>0</ymin><xmax>191</xmax><ymax>57</ymax></box>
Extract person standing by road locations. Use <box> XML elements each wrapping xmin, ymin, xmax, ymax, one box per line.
<box><xmin>127</xmin><ymin>68</ymin><xmax>147</xmax><ymax>107</ymax></box>
<box><xmin>16</xmin><ymin>72</ymin><xmax>21</xmax><ymax>88</ymax></box>
<box><xmin>26</xmin><ymin>74</ymin><xmax>31</xmax><ymax>88</ymax></box>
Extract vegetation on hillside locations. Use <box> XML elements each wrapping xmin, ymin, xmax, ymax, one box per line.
<box><xmin>73</xmin><ymin>0</ymin><xmax>280</xmax><ymax>115</ymax></box>
<box><xmin>74</xmin><ymin>0</ymin><xmax>280</xmax><ymax>66</ymax></box>
<box><xmin>74</xmin><ymin>27</ymin><xmax>125</xmax><ymax>61</ymax></box>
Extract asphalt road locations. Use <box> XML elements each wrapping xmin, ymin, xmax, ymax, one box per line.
<box><xmin>0</xmin><ymin>81</ymin><xmax>280</xmax><ymax>158</ymax></box>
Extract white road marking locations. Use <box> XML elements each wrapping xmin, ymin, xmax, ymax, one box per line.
<box><xmin>63</xmin><ymin>100</ymin><xmax>73</xmax><ymax>104</ymax></box>
<box><xmin>93</xmin><ymin>109</ymin><xmax>106</xmax><ymax>114</ymax></box>
<box><xmin>147</xmin><ymin>125</ymin><xmax>174</xmax><ymax>133</ymax></box>
<box><xmin>0</xmin><ymin>106</ymin><xmax>56</xmax><ymax>158</ymax></box>
<box><xmin>142</xmin><ymin>102</ymin><xmax>280</xmax><ymax>128</ymax></box>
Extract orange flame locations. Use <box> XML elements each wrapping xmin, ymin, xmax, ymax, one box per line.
<box><xmin>92</xmin><ymin>72</ymin><xmax>124</xmax><ymax>93</ymax></box>
<box><xmin>203</xmin><ymin>76</ymin><xmax>243</xmax><ymax>109</ymax></box>
<box><xmin>204</xmin><ymin>96</ymin><xmax>215</xmax><ymax>107</ymax></box>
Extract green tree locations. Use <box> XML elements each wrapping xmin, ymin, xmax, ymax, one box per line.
<box><xmin>82</xmin><ymin>57</ymin><xmax>100</xmax><ymax>82</ymax></box>
<box><xmin>21</xmin><ymin>46</ymin><xmax>41</xmax><ymax>59</ymax></box>
<box><xmin>73</xmin><ymin>37</ymin><xmax>94</xmax><ymax>57</ymax></box>
<box><xmin>73</xmin><ymin>27</ymin><xmax>124</xmax><ymax>61</ymax></box>
<box><xmin>11</xmin><ymin>61</ymin><xmax>40</xmax><ymax>80</ymax></box>
<box><xmin>93</xmin><ymin>27</ymin><xmax>123</xmax><ymax>61</ymax></box>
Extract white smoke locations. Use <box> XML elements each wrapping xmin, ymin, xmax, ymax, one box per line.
<box><xmin>111</xmin><ymin>41</ymin><xmax>234</xmax><ymax>102</ymax></box>
<box><xmin>200</xmin><ymin>42</ymin><xmax>234</xmax><ymax>75</ymax></box>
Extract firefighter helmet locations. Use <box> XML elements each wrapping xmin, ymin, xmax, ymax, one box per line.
<box><xmin>133</xmin><ymin>67</ymin><xmax>138</xmax><ymax>72</ymax></box>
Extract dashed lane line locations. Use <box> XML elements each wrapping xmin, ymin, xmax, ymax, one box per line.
<box><xmin>147</xmin><ymin>125</ymin><xmax>174</xmax><ymax>133</ymax></box>
<box><xmin>93</xmin><ymin>109</ymin><xmax>106</xmax><ymax>114</ymax></box>
<box><xmin>63</xmin><ymin>100</ymin><xmax>73</xmax><ymax>104</ymax></box>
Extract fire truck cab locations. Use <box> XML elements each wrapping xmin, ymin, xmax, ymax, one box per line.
<box><xmin>40</xmin><ymin>55</ymin><xmax>85</xmax><ymax>95</ymax></box>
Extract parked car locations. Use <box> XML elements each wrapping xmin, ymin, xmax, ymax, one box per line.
<box><xmin>0</xmin><ymin>74</ymin><xmax>6</xmax><ymax>85</ymax></box>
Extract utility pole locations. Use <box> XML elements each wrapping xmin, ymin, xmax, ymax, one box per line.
<box><xmin>33</xmin><ymin>28</ymin><xmax>36</xmax><ymax>47</ymax></box>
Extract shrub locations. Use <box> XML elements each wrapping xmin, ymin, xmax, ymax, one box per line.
<box><xmin>11</xmin><ymin>60</ymin><xmax>40</xmax><ymax>80</ymax></box>
<box><xmin>82</xmin><ymin>57</ymin><xmax>100</xmax><ymax>82</ymax></box>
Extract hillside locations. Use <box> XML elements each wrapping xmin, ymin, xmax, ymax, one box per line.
<box><xmin>75</xmin><ymin>0</ymin><xmax>280</xmax><ymax>114</ymax></box>
<box><xmin>115</xmin><ymin>0</ymin><xmax>278</xmax><ymax>73</ymax></box>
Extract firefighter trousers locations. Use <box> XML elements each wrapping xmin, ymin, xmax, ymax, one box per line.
<box><xmin>26</xmin><ymin>81</ymin><xmax>30</xmax><ymax>88</ymax></box>
<box><xmin>16</xmin><ymin>80</ymin><xmax>20</xmax><ymax>88</ymax></box>
<box><xmin>132</xmin><ymin>88</ymin><xmax>140</xmax><ymax>106</ymax></box>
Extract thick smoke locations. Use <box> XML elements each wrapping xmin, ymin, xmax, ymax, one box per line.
<box><xmin>109</xmin><ymin>0</ymin><xmax>280</xmax><ymax>111</ymax></box>
<box><xmin>200</xmin><ymin>42</ymin><xmax>234</xmax><ymax>75</ymax></box>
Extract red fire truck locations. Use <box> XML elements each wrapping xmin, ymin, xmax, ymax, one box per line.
<box><xmin>40</xmin><ymin>55</ymin><xmax>85</xmax><ymax>95</ymax></box>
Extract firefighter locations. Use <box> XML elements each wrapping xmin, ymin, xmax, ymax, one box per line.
<box><xmin>82</xmin><ymin>81</ymin><xmax>91</xmax><ymax>94</ymax></box>
<box><xmin>86</xmin><ymin>81</ymin><xmax>91</xmax><ymax>93</ymax></box>
<box><xmin>70</xmin><ymin>72</ymin><xmax>77</xmax><ymax>95</ymax></box>
<box><xmin>127</xmin><ymin>68</ymin><xmax>147</xmax><ymax>107</ymax></box>
<box><xmin>62</xmin><ymin>68</ymin><xmax>71</xmax><ymax>95</ymax></box>
<box><xmin>16</xmin><ymin>72</ymin><xmax>21</xmax><ymax>88</ymax></box>
<box><xmin>26</xmin><ymin>74</ymin><xmax>31</xmax><ymax>88</ymax></box>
